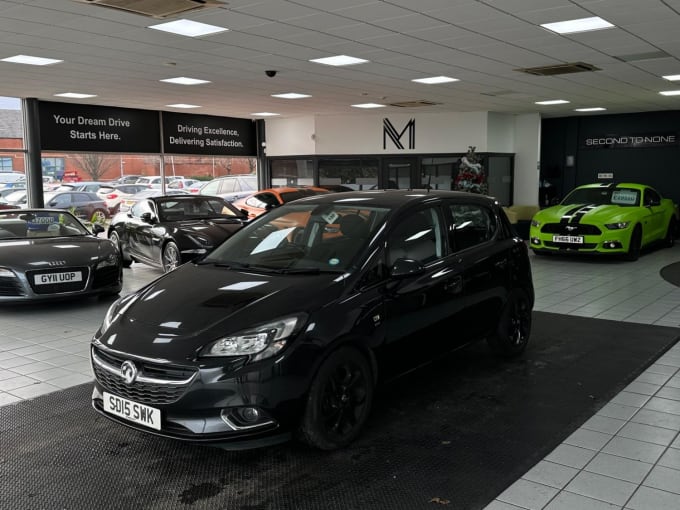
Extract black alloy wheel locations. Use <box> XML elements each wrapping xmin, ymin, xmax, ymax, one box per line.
<box><xmin>625</xmin><ymin>225</ymin><xmax>642</xmax><ymax>261</ymax></box>
<box><xmin>487</xmin><ymin>288</ymin><xmax>532</xmax><ymax>357</ymax></box>
<box><xmin>162</xmin><ymin>241</ymin><xmax>181</xmax><ymax>272</ymax></box>
<box><xmin>298</xmin><ymin>346</ymin><xmax>374</xmax><ymax>450</ymax></box>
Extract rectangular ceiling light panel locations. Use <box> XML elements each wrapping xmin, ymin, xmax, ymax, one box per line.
<box><xmin>72</xmin><ymin>0</ymin><xmax>225</xmax><ymax>19</ymax></box>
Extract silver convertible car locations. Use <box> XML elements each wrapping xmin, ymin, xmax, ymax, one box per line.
<box><xmin>0</xmin><ymin>209</ymin><xmax>123</xmax><ymax>303</ymax></box>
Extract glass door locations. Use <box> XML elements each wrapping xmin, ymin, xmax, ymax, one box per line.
<box><xmin>381</xmin><ymin>157</ymin><xmax>420</xmax><ymax>189</ymax></box>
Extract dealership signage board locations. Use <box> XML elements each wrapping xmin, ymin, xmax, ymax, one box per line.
<box><xmin>162</xmin><ymin>112</ymin><xmax>256</xmax><ymax>156</ymax></box>
<box><xmin>580</xmin><ymin>132</ymin><xmax>678</xmax><ymax>149</ymax></box>
<box><xmin>38</xmin><ymin>101</ymin><xmax>161</xmax><ymax>153</ymax></box>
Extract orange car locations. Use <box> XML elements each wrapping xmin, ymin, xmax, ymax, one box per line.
<box><xmin>233</xmin><ymin>186</ymin><xmax>330</xmax><ymax>219</ymax></box>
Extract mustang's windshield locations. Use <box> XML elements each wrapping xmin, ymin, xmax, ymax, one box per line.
<box><xmin>0</xmin><ymin>210</ymin><xmax>91</xmax><ymax>239</ymax></box>
<box><xmin>203</xmin><ymin>203</ymin><xmax>390</xmax><ymax>272</ymax></box>
<box><xmin>562</xmin><ymin>187</ymin><xmax>640</xmax><ymax>207</ymax></box>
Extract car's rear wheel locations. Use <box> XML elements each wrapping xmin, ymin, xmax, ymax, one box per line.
<box><xmin>298</xmin><ymin>346</ymin><xmax>374</xmax><ymax>450</ymax></box>
<box><xmin>487</xmin><ymin>288</ymin><xmax>532</xmax><ymax>357</ymax></box>
<box><xmin>162</xmin><ymin>241</ymin><xmax>181</xmax><ymax>272</ymax></box>
<box><xmin>91</xmin><ymin>209</ymin><xmax>107</xmax><ymax>224</ymax></box>
<box><xmin>625</xmin><ymin>225</ymin><xmax>642</xmax><ymax>261</ymax></box>
<box><xmin>109</xmin><ymin>230</ymin><xmax>132</xmax><ymax>268</ymax></box>
<box><xmin>665</xmin><ymin>218</ymin><xmax>676</xmax><ymax>248</ymax></box>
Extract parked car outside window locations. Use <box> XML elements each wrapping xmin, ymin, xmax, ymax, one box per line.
<box><xmin>198</xmin><ymin>174</ymin><xmax>257</xmax><ymax>202</ymax></box>
<box><xmin>91</xmin><ymin>190</ymin><xmax>534</xmax><ymax>451</ymax></box>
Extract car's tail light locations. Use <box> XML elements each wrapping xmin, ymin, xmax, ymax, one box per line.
<box><xmin>106</xmin><ymin>193</ymin><xmax>119</xmax><ymax>199</ymax></box>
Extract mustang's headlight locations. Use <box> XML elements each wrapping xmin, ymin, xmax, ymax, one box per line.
<box><xmin>530</xmin><ymin>219</ymin><xmax>541</xmax><ymax>227</ymax></box>
<box><xmin>101</xmin><ymin>293</ymin><xmax>138</xmax><ymax>333</ymax></box>
<box><xmin>201</xmin><ymin>314</ymin><xmax>306</xmax><ymax>360</ymax></box>
<box><xmin>605</xmin><ymin>221</ymin><xmax>630</xmax><ymax>230</ymax></box>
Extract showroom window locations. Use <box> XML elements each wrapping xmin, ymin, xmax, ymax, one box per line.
<box><xmin>271</xmin><ymin>159</ymin><xmax>314</xmax><ymax>187</ymax></box>
<box><xmin>319</xmin><ymin>158</ymin><xmax>378</xmax><ymax>190</ymax></box>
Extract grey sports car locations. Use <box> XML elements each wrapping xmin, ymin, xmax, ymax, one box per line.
<box><xmin>0</xmin><ymin>209</ymin><xmax>123</xmax><ymax>303</ymax></box>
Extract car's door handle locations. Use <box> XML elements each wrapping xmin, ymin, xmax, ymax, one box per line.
<box><xmin>494</xmin><ymin>259</ymin><xmax>508</xmax><ymax>269</ymax></box>
<box><xmin>444</xmin><ymin>276</ymin><xmax>463</xmax><ymax>293</ymax></box>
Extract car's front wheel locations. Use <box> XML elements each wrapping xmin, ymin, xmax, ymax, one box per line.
<box><xmin>625</xmin><ymin>225</ymin><xmax>642</xmax><ymax>261</ymax></box>
<box><xmin>487</xmin><ymin>288</ymin><xmax>532</xmax><ymax>357</ymax></box>
<box><xmin>109</xmin><ymin>230</ymin><xmax>132</xmax><ymax>268</ymax></box>
<box><xmin>665</xmin><ymin>218</ymin><xmax>676</xmax><ymax>248</ymax></box>
<box><xmin>298</xmin><ymin>346</ymin><xmax>374</xmax><ymax>450</ymax></box>
<box><xmin>91</xmin><ymin>209</ymin><xmax>108</xmax><ymax>224</ymax></box>
<box><xmin>162</xmin><ymin>241</ymin><xmax>181</xmax><ymax>272</ymax></box>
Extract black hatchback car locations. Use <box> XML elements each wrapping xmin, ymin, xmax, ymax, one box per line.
<box><xmin>91</xmin><ymin>190</ymin><xmax>534</xmax><ymax>450</ymax></box>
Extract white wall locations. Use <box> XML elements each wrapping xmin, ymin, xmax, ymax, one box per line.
<box><xmin>512</xmin><ymin>113</ymin><xmax>541</xmax><ymax>206</ymax></box>
<box><xmin>487</xmin><ymin>112</ymin><xmax>515</xmax><ymax>153</ymax></box>
<box><xmin>266</xmin><ymin>112</ymin><xmax>490</xmax><ymax>155</ymax></box>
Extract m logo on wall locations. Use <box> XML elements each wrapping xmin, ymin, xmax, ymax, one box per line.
<box><xmin>383</xmin><ymin>118</ymin><xmax>415</xmax><ymax>150</ymax></box>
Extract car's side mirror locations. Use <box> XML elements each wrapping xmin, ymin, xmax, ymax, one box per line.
<box><xmin>391</xmin><ymin>258</ymin><xmax>425</xmax><ymax>278</ymax></box>
<box><xmin>140</xmin><ymin>212</ymin><xmax>156</xmax><ymax>224</ymax></box>
<box><xmin>91</xmin><ymin>223</ymin><xmax>105</xmax><ymax>235</ymax></box>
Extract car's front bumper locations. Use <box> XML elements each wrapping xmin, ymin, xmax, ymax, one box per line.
<box><xmin>529</xmin><ymin>225</ymin><xmax>630</xmax><ymax>255</ymax></box>
<box><xmin>90</xmin><ymin>343</ymin><xmax>309</xmax><ymax>448</ymax></box>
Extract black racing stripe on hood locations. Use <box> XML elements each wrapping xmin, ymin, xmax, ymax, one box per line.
<box><xmin>560</xmin><ymin>204</ymin><xmax>598</xmax><ymax>224</ymax></box>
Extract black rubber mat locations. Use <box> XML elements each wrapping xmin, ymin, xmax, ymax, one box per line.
<box><xmin>1</xmin><ymin>312</ymin><xmax>678</xmax><ymax>510</ymax></box>
<box><xmin>661</xmin><ymin>261</ymin><xmax>680</xmax><ymax>287</ymax></box>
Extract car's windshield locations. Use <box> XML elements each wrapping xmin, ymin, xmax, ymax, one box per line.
<box><xmin>157</xmin><ymin>196</ymin><xmax>241</xmax><ymax>221</ymax></box>
<box><xmin>203</xmin><ymin>203</ymin><xmax>390</xmax><ymax>272</ymax></box>
<box><xmin>0</xmin><ymin>210</ymin><xmax>90</xmax><ymax>239</ymax></box>
<box><xmin>562</xmin><ymin>187</ymin><xmax>640</xmax><ymax>207</ymax></box>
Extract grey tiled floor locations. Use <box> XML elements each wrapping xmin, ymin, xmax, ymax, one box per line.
<box><xmin>2</xmin><ymin>246</ymin><xmax>680</xmax><ymax>509</ymax></box>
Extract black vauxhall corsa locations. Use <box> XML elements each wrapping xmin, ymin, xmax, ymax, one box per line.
<box><xmin>91</xmin><ymin>190</ymin><xmax>534</xmax><ymax>450</ymax></box>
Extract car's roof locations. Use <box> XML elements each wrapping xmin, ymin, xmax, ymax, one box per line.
<box><xmin>284</xmin><ymin>189</ymin><xmax>500</xmax><ymax>209</ymax></box>
<box><xmin>576</xmin><ymin>182</ymin><xmax>649</xmax><ymax>190</ymax></box>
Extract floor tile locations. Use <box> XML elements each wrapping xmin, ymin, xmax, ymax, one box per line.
<box><xmin>643</xmin><ymin>397</ymin><xmax>680</xmax><ymax>416</ymax></box>
<box><xmin>656</xmin><ymin>386</ymin><xmax>680</xmax><ymax>401</ymax></box>
<box><xmin>544</xmin><ymin>491</ymin><xmax>621</xmax><ymax>510</ymax></box>
<box><xmin>630</xmin><ymin>409</ymin><xmax>680</xmax><ymax>431</ymax></box>
<box><xmin>522</xmin><ymin>461</ymin><xmax>579</xmax><ymax>489</ymax></box>
<box><xmin>544</xmin><ymin>444</ymin><xmax>598</xmax><ymax>470</ymax></box>
<box><xmin>565</xmin><ymin>471</ymin><xmax>637</xmax><ymax>506</ymax></box>
<box><xmin>497</xmin><ymin>479</ymin><xmax>559</xmax><ymax>510</ymax></box>
<box><xmin>0</xmin><ymin>392</ymin><xmax>20</xmax><ymax>405</ymax></box>
<box><xmin>623</xmin><ymin>381</ymin><xmax>660</xmax><ymax>396</ymax></box>
<box><xmin>582</xmin><ymin>415</ymin><xmax>627</xmax><ymax>435</ymax></box>
<box><xmin>642</xmin><ymin>465</ymin><xmax>680</xmax><ymax>495</ymax></box>
<box><xmin>610</xmin><ymin>392</ymin><xmax>651</xmax><ymax>408</ymax></box>
<box><xmin>657</xmin><ymin>448</ymin><xmax>680</xmax><ymax>470</ymax></box>
<box><xmin>584</xmin><ymin>452</ymin><xmax>653</xmax><ymax>484</ymax></box>
<box><xmin>616</xmin><ymin>422</ymin><xmax>677</xmax><ymax>446</ymax></box>
<box><xmin>625</xmin><ymin>485</ymin><xmax>680</xmax><ymax>510</ymax></box>
<box><xmin>597</xmin><ymin>403</ymin><xmax>639</xmax><ymax>421</ymax></box>
<box><xmin>564</xmin><ymin>429</ymin><xmax>613</xmax><ymax>451</ymax></box>
<box><xmin>7</xmin><ymin>382</ymin><xmax>60</xmax><ymax>399</ymax></box>
<box><xmin>601</xmin><ymin>437</ymin><xmax>666</xmax><ymax>464</ymax></box>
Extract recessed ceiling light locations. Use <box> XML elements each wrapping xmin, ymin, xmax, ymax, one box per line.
<box><xmin>166</xmin><ymin>104</ymin><xmax>201</xmax><ymax>108</ymax></box>
<box><xmin>160</xmin><ymin>77</ymin><xmax>211</xmax><ymax>85</ymax></box>
<box><xmin>540</xmin><ymin>17</ymin><xmax>614</xmax><ymax>34</ymax></box>
<box><xmin>1</xmin><ymin>54</ymin><xmax>62</xmax><ymax>66</ymax></box>
<box><xmin>54</xmin><ymin>92</ymin><xmax>97</xmax><ymax>99</ymax></box>
<box><xmin>351</xmin><ymin>103</ymin><xmax>385</xmax><ymax>109</ymax></box>
<box><xmin>574</xmin><ymin>107</ymin><xmax>606</xmax><ymax>112</ymax></box>
<box><xmin>148</xmin><ymin>19</ymin><xmax>228</xmax><ymax>37</ymax></box>
<box><xmin>310</xmin><ymin>55</ymin><xmax>369</xmax><ymax>66</ymax></box>
<box><xmin>535</xmin><ymin>99</ymin><xmax>570</xmax><ymax>105</ymax></box>
<box><xmin>271</xmin><ymin>93</ymin><xmax>312</xmax><ymax>99</ymax></box>
<box><xmin>251</xmin><ymin>112</ymin><xmax>280</xmax><ymax>117</ymax></box>
<box><xmin>659</xmin><ymin>90</ymin><xmax>680</xmax><ymax>96</ymax></box>
<box><xmin>662</xmin><ymin>74</ymin><xmax>680</xmax><ymax>81</ymax></box>
<box><xmin>412</xmin><ymin>76</ymin><xmax>459</xmax><ymax>84</ymax></box>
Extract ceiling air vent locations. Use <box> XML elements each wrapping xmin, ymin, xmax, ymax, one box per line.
<box><xmin>388</xmin><ymin>100</ymin><xmax>440</xmax><ymax>108</ymax></box>
<box><xmin>516</xmin><ymin>62</ymin><xmax>600</xmax><ymax>76</ymax></box>
<box><xmin>72</xmin><ymin>0</ymin><xmax>224</xmax><ymax>19</ymax></box>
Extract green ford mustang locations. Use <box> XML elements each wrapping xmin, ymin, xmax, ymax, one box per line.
<box><xmin>529</xmin><ymin>182</ymin><xmax>678</xmax><ymax>261</ymax></box>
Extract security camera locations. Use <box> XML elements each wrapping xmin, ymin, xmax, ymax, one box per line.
<box><xmin>265</xmin><ymin>70</ymin><xmax>277</xmax><ymax>78</ymax></box>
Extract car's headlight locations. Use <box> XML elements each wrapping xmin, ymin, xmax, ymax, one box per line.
<box><xmin>97</xmin><ymin>251</ymin><xmax>119</xmax><ymax>268</ymax></box>
<box><xmin>101</xmin><ymin>293</ymin><xmax>138</xmax><ymax>333</ymax></box>
<box><xmin>605</xmin><ymin>221</ymin><xmax>630</xmax><ymax>230</ymax></box>
<box><xmin>0</xmin><ymin>267</ymin><xmax>16</xmax><ymax>278</ymax></box>
<box><xmin>201</xmin><ymin>314</ymin><xmax>306</xmax><ymax>360</ymax></box>
<box><xmin>530</xmin><ymin>219</ymin><xmax>541</xmax><ymax>227</ymax></box>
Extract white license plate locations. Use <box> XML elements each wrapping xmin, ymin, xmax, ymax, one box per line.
<box><xmin>552</xmin><ymin>235</ymin><xmax>584</xmax><ymax>244</ymax></box>
<box><xmin>34</xmin><ymin>271</ymin><xmax>82</xmax><ymax>285</ymax></box>
<box><xmin>103</xmin><ymin>391</ymin><xmax>161</xmax><ymax>430</ymax></box>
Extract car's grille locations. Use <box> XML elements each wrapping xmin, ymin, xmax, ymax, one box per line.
<box><xmin>92</xmin><ymin>346</ymin><xmax>197</xmax><ymax>405</ymax></box>
<box><xmin>0</xmin><ymin>275</ymin><xmax>24</xmax><ymax>296</ymax></box>
<box><xmin>544</xmin><ymin>241</ymin><xmax>598</xmax><ymax>249</ymax></box>
<box><xmin>92</xmin><ymin>265</ymin><xmax>119</xmax><ymax>289</ymax></box>
<box><xmin>541</xmin><ymin>223</ymin><xmax>602</xmax><ymax>235</ymax></box>
<box><xmin>26</xmin><ymin>267</ymin><xmax>89</xmax><ymax>295</ymax></box>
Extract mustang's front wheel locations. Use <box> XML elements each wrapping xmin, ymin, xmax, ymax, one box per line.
<box><xmin>625</xmin><ymin>225</ymin><xmax>642</xmax><ymax>261</ymax></box>
<box><xmin>298</xmin><ymin>346</ymin><xmax>374</xmax><ymax>450</ymax></box>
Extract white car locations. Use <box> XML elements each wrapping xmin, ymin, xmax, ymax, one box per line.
<box><xmin>136</xmin><ymin>176</ymin><xmax>178</xmax><ymax>189</ymax></box>
<box><xmin>197</xmin><ymin>174</ymin><xmax>258</xmax><ymax>202</ymax></box>
<box><xmin>96</xmin><ymin>184</ymin><xmax>149</xmax><ymax>214</ymax></box>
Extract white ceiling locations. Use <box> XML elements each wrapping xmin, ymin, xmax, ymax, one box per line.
<box><xmin>2</xmin><ymin>0</ymin><xmax>680</xmax><ymax>119</ymax></box>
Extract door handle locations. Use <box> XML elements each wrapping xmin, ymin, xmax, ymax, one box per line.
<box><xmin>444</xmin><ymin>276</ymin><xmax>462</xmax><ymax>293</ymax></box>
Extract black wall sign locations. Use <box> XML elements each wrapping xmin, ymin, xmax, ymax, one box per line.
<box><xmin>580</xmin><ymin>132</ymin><xmax>678</xmax><ymax>149</ymax></box>
<box><xmin>383</xmin><ymin>118</ymin><xmax>415</xmax><ymax>150</ymax></box>
<box><xmin>39</xmin><ymin>101</ymin><xmax>160</xmax><ymax>153</ymax></box>
<box><xmin>162</xmin><ymin>112</ymin><xmax>256</xmax><ymax>156</ymax></box>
